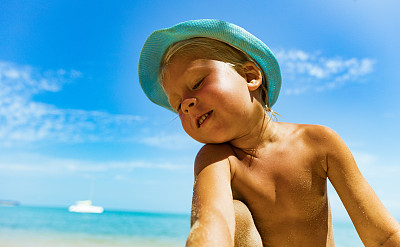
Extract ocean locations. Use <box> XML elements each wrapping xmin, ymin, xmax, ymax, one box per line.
<box><xmin>0</xmin><ymin>206</ymin><xmax>364</xmax><ymax>246</ymax></box>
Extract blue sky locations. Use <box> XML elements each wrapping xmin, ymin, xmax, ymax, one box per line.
<box><xmin>0</xmin><ymin>0</ymin><xmax>399</xmax><ymax>220</ymax></box>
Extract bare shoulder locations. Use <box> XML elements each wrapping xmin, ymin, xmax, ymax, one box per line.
<box><xmin>292</xmin><ymin>123</ymin><xmax>336</xmax><ymax>140</ymax></box>
<box><xmin>280</xmin><ymin>122</ymin><xmax>338</xmax><ymax>145</ymax></box>
<box><xmin>279</xmin><ymin>123</ymin><xmax>341</xmax><ymax>171</ymax></box>
<box><xmin>294</xmin><ymin>123</ymin><xmax>345</xmax><ymax>154</ymax></box>
<box><xmin>294</xmin><ymin>124</ymin><xmax>356</xmax><ymax>176</ymax></box>
<box><xmin>194</xmin><ymin>143</ymin><xmax>236</xmax><ymax>176</ymax></box>
<box><xmin>295</xmin><ymin>124</ymin><xmax>350</xmax><ymax>157</ymax></box>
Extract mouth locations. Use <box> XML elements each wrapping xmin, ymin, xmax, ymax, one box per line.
<box><xmin>197</xmin><ymin>110</ymin><xmax>213</xmax><ymax>127</ymax></box>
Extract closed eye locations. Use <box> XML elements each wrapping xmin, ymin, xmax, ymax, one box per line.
<box><xmin>175</xmin><ymin>77</ymin><xmax>204</xmax><ymax>111</ymax></box>
<box><xmin>192</xmin><ymin>78</ymin><xmax>204</xmax><ymax>90</ymax></box>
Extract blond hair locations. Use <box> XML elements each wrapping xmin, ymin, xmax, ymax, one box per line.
<box><xmin>159</xmin><ymin>37</ymin><xmax>273</xmax><ymax>111</ymax></box>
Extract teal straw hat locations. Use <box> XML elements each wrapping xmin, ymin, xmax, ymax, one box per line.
<box><xmin>138</xmin><ymin>19</ymin><xmax>281</xmax><ymax>112</ymax></box>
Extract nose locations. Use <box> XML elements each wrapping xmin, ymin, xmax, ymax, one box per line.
<box><xmin>181</xmin><ymin>97</ymin><xmax>197</xmax><ymax>114</ymax></box>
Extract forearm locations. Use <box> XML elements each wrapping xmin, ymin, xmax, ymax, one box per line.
<box><xmin>332</xmin><ymin>176</ymin><xmax>400</xmax><ymax>246</ymax></box>
<box><xmin>323</xmin><ymin>127</ymin><xmax>400</xmax><ymax>246</ymax></box>
<box><xmin>186</xmin><ymin>211</ymin><xmax>234</xmax><ymax>247</ymax></box>
<box><xmin>336</xmin><ymin>179</ymin><xmax>400</xmax><ymax>246</ymax></box>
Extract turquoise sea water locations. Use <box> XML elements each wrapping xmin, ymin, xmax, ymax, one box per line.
<box><xmin>0</xmin><ymin>206</ymin><xmax>364</xmax><ymax>246</ymax></box>
<box><xmin>0</xmin><ymin>206</ymin><xmax>190</xmax><ymax>247</ymax></box>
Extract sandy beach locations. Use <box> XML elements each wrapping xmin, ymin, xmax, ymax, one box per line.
<box><xmin>0</xmin><ymin>229</ymin><xmax>184</xmax><ymax>247</ymax></box>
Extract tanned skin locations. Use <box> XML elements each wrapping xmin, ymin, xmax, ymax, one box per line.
<box><xmin>162</xmin><ymin>54</ymin><xmax>400</xmax><ymax>246</ymax></box>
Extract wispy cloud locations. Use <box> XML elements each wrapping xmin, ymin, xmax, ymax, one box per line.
<box><xmin>0</xmin><ymin>153</ymin><xmax>191</xmax><ymax>175</ymax></box>
<box><xmin>275</xmin><ymin>49</ymin><xmax>375</xmax><ymax>95</ymax></box>
<box><xmin>0</xmin><ymin>61</ymin><xmax>142</xmax><ymax>146</ymax></box>
<box><xmin>352</xmin><ymin>151</ymin><xmax>378</xmax><ymax>166</ymax></box>
<box><xmin>139</xmin><ymin>132</ymin><xmax>200</xmax><ymax>150</ymax></box>
<box><xmin>350</xmin><ymin>151</ymin><xmax>400</xmax><ymax>180</ymax></box>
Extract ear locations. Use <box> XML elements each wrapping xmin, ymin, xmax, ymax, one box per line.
<box><xmin>242</xmin><ymin>61</ymin><xmax>262</xmax><ymax>91</ymax></box>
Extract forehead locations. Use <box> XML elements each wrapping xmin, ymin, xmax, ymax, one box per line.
<box><xmin>163</xmin><ymin>56</ymin><xmax>216</xmax><ymax>84</ymax></box>
<box><xmin>165</xmin><ymin>55</ymin><xmax>205</xmax><ymax>74</ymax></box>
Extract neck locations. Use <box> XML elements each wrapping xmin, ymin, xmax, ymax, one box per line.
<box><xmin>229</xmin><ymin>111</ymin><xmax>279</xmax><ymax>155</ymax></box>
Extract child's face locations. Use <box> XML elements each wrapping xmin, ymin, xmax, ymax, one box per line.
<box><xmin>162</xmin><ymin>55</ymin><xmax>263</xmax><ymax>144</ymax></box>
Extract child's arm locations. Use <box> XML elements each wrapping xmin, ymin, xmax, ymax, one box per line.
<box><xmin>186</xmin><ymin>144</ymin><xmax>235</xmax><ymax>247</ymax></box>
<box><xmin>322</xmin><ymin>126</ymin><xmax>400</xmax><ymax>246</ymax></box>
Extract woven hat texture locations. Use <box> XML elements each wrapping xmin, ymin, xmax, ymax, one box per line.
<box><xmin>139</xmin><ymin>19</ymin><xmax>281</xmax><ymax>112</ymax></box>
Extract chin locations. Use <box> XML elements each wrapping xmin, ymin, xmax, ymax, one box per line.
<box><xmin>191</xmin><ymin>135</ymin><xmax>230</xmax><ymax>145</ymax></box>
<box><xmin>184</xmin><ymin>128</ymin><xmax>231</xmax><ymax>144</ymax></box>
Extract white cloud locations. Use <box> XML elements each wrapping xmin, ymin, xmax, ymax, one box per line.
<box><xmin>0</xmin><ymin>153</ymin><xmax>191</xmax><ymax>175</ymax></box>
<box><xmin>139</xmin><ymin>132</ymin><xmax>201</xmax><ymax>150</ymax></box>
<box><xmin>275</xmin><ymin>49</ymin><xmax>375</xmax><ymax>95</ymax></box>
<box><xmin>0</xmin><ymin>61</ymin><xmax>142</xmax><ymax>145</ymax></box>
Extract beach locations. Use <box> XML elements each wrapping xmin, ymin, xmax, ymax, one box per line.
<box><xmin>0</xmin><ymin>231</ymin><xmax>183</xmax><ymax>247</ymax></box>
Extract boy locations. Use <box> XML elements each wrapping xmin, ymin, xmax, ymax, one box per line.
<box><xmin>139</xmin><ymin>19</ymin><xmax>400</xmax><ymax>246</ymax></box>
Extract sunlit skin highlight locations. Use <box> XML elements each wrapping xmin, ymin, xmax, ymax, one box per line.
<box><xmin>161</xmin><ymin>54</ymin><xmax>400</xmax><ymax>247</ymax></box>
<box><xmin>162</xmin><ymin>55</ymin><xmax>266</xmax><ymax>148</ymax></box>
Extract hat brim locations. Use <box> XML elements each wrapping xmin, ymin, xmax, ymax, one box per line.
<box><xmin>139</xmin><ymin>19</ymin><xmax>281</xmax><ymax>112</ymax></box>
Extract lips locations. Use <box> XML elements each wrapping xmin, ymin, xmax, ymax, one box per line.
<box><xmin>197</xmin><ymin>110</ymin><xmax>213</xmax><ymax>127</ymax></box>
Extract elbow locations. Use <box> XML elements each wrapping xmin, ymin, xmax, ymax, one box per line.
<box><xmin>378</xmin><ymin>230</ymin><xmax>400</xmax><ymax>247</ymax></box>
<box><xmin>186</xmin><ymin>220</ymin><xmax>203</xmax><ymax>247</ymax></box>
<box><xmin>186</xmin><ymin>216</ymin><xmax>234</xmax><ymax>247</ymax></box>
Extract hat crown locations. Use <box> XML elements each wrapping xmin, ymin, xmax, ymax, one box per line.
<box><xmin>139</xmin><ymin>19</ymin><xmax>281</xmax><ymax>112</ymax></box>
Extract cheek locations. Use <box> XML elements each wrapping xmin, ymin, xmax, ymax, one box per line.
<box><xmin>202</xmin><ymin>77</ymin><xmax>237</xmax><ymax>99</ymax></box>
<box><xmin>211</xmin><ymin>79</ymin><xmax>250</xmax><ymax>107</ymax></box>
<box><xmin>179</xmin><ymin>116</ymin><xmax>205</xmax><ymax>142</ymax></box>
<box><xmin>179</xmin><ymin>116</ymin><xmax>193</xmax><ymax>134</ymax></box>
<box><xmin>181</xmin><ymin>121</ymin><xmax>200</xmax><ymax>141</ymax></box>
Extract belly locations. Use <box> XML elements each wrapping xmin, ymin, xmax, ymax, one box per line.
<box><xmin>249</xmin><ymin>199</ymin><xmax>333</xmax><ymax>247</ymax></box>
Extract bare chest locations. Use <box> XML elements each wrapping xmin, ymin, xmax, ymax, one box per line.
<box><xmin>230</xmin><ymin>146</ymin><xmax>332</xmax><ymax>245</ymax></box>
<box><xmin>231</xmin><ymin>144</ymin><xmax>328</xmax><ymax>222</ymax></box>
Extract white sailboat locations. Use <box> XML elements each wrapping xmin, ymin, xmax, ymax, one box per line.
<box><xmin>68</xmin><ymin>179</ymin><xmax>104</xmax><ymax>213</ymax></box>
<box><xmin>68</xmin><ymin>200</ymin><xmax>104</xmax><ymax>213</ymax></box>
